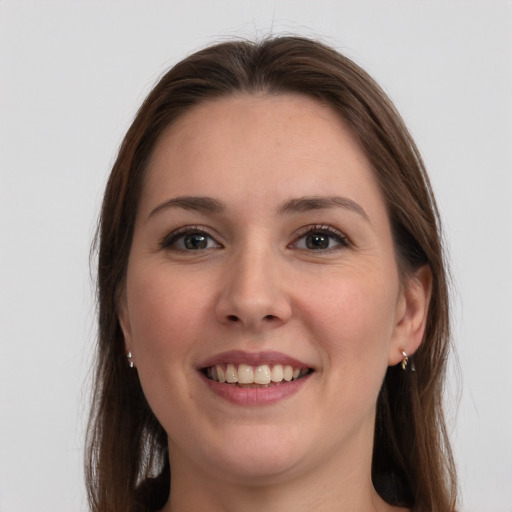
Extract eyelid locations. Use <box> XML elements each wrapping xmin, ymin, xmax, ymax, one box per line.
<box><xmin>290</xmin><ymin>224</ymin><xmax>350</xmax><ymax>250</ymax></box>
<box><xmin>159</xmin><ymin>225</ymin><xmax>222</xmax><ymax>251</ymax></box>
<box><xmin>159</xmin><ymin>223</ymin><xmax>350</xmax><ymax>252</ymax></box>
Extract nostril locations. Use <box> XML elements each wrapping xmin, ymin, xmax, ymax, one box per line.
<box><xmin>227</xmin><ymin>315</ymin><xmax>239</xmax><ymax>322</ymax></box>
<box><xmin>263</xmin><ymin>314</ymin><xmax>277</xmax><ymax>321</ymax></box>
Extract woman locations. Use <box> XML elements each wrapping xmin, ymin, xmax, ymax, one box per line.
<box><xmin>86</xmin><ymin>36</ymin><xmax>457</xmax><ymax>512</ymax></box>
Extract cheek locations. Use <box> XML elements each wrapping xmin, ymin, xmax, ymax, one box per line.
<box><xmin>125</xmin><ymin>266</ymin><xmax>212</xmax><ymax>363</ymax></box>
<box><xmin>124</xmin><ymin>267</ymin><xmax>215</xmax><ymax>427</ymax></box>
<box><xmin>297</xmin><ymin>271</ymin><xmax>399</xmax><ymax>366</ymax></box>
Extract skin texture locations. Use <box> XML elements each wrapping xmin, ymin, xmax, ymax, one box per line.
<box><xmin>119</xmin><ymin>94</ymin><xmax>430</xmax><ymax>512</ymax></box>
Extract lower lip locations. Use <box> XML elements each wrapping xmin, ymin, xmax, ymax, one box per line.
<box><xmin>200</xmin><ymin>373</ymin><xmax>312</xmax><ymax>406</ymax></box>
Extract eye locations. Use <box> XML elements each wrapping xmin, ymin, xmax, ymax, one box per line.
<box><xmin>160</xmin><ymin>227</ymin><xmax>221</xmax><ymax>251</ymax></box>
<box><xmin>292</xmin><ymin>225</ymin><xmax>349</xmax><ymax>251</ymax></box>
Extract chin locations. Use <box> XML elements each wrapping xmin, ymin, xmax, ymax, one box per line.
<box><xmin>191</xmin><ymin>425</ymin><xmax>307</xmax><ymax>485</ymax></box>
<box><xmin>214</xmin><ymin>454</ymin><xmax>302</xmax><ymax>487</ymax></box>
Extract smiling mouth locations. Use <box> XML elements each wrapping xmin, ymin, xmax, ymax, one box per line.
<box><xmin>203</xmin><ymin>363</ymin><xmax>312</xmax><ymax>387</ymax></box>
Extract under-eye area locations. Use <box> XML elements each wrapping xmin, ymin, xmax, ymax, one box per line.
<box><xmin>203</xmin><ymin>363</ymin><xmax>313</xmax><ymax>387</ymax></box>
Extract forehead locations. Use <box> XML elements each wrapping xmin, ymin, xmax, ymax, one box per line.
<box><xmin>140</xmin><ymin>93</ymin><xmax>386</xmax><ymax>220</ymax></box>
<box><xmin>150</xmin><ymin>93</ymin><xmax>364</xmax><ymax>170</ymax></box>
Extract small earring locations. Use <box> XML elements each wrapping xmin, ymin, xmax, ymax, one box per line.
<box><xmin>401</xmin><ymin>350</ymin><xmax>409</xmax><ymax>371</ymax></box>
<box><xmin>126</xmin><ymin>351</ymin><xmax>134</xmax><ymax>368</ymax></box>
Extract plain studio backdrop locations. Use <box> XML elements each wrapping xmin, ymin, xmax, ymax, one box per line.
<box><xmin>1</xmin><ymin>1</ymin><xmax>511</xmax><ymax>511</ymax></box>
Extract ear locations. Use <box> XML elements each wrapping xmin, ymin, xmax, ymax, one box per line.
<box><xmin>388</xmin><ymin>265</ymin><xmax>432</xmax><ymax>366</ymax></box>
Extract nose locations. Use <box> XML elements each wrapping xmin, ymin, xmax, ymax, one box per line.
<box><xmin>215</xmin><ymin>244</ymin><xmax>292</xmax><ymax>331</ymax></box>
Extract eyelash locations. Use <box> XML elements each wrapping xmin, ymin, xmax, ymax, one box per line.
<box><xmin>291</xmin><ymin>224</ymin><xmax>350</xmax><ymax>252</ymax></box>
<box><xmin>159</xmin><ymin>226</ymin><xmax>221</xmax><ymax>252</ymax></box>
<box><xmin>159</xmin><ymin>224</ymin><xmax>350</xmax><ymax>253</ymax></box>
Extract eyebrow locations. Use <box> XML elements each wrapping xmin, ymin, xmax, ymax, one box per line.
<box><xmin>147</xmin><ymin>194</ymin><xmax>369</xmax><ymax>222</ymax></box>
<box><xmin>148</xmin><ymin>196</ymin><xmax>225</xmax><ymax>220</ymax></box>
<box><xmin>278</xmin><ymin>196</ymin><xmax>370</xmax><ymax>221</ymax></box>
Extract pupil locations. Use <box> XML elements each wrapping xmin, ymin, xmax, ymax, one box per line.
<box><xmin>184</xmin><ymin>234</ymin><xmax>207</xmax><ymax>250</ymax></box>
<box><xmin>306</xmin><ymin>233</ymin><xmax>328</xmax><ymax>249</ymax></box>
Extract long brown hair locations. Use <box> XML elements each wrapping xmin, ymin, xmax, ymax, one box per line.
<box><xmin>86</xmin><ymin>36</ymin><xmax>457</xmax><ymax>512</ymax></box>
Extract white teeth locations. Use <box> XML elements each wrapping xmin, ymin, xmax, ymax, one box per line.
<box><xmin>271</xmin><ymin>364</ymin><xmax>283</xmax><ymax>382</ymax></box>
<box><xmin>216</xmin><ymin>365</ymin><xmax>226</xmax><ymax>383</ymax></box>
<box><xmin>238</xmin><ymin>364</ymin><xmax>254</xmax><ymax>384</ymax></box>
<box><xmin>207</xmin><ymin>363</ymin><xmax>309</xmax><ymax>385</ymax></box>
<box><xmin>225</xmin><ymin>363</ymin><xmax>237</xmax><ymax>383</ymax></box>
<box><xmin>254</xmin><ymin>365</ymin><xmax>271</xmax><ymax>385</ymax></box>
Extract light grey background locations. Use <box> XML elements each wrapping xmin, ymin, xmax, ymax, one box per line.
<box><xmin>1</xmin><ymin>1</ymin><xmax>511</xmax><ymax>511</ymax></box>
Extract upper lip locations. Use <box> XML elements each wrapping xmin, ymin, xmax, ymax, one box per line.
<box><xmin>198</xmin><ymin>350</ymin><xmax>312</xmax><ymax>370</ymax></box>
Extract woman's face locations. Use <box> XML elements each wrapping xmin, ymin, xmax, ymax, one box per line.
<box><xmin>119</xmin><ymin>94</ymin><xmax>426</xmax><ymax>485</ymax></box>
